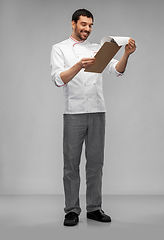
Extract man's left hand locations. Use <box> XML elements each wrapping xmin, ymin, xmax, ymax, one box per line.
<box><xmin>125</xmin><ymin>38</ymin><xmax>136</xmax><ymax>56</ymax></box>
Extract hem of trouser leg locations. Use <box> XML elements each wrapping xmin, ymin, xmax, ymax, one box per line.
<box><xmin>87</xmin><ymin>207</ymin><xmax>101</xmax><ymax>213</ymax></box>
<box><xmin>65</xmin><ymin>210</ymin><xmax>81</xmax><ymax>215</ymax></box>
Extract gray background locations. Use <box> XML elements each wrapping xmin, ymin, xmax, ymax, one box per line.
<box><xmin>0</xmin><ymin>0</ymin><xmax>164</xmax><ymax>195</ymax></box>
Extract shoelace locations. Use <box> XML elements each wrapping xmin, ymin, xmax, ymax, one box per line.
<box><xmin>66</xmin><ymin>212</ymin><xmax>77</xmax><ymax>220</ymax></box>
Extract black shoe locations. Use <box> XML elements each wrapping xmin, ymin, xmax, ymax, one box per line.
<box><xmin>63</xmin><ymin>212</ymin><xmax>79</xmax><ymax>226</ymax></box>
<box><xmin>87</xmin><ymin>209</ymin><xmax>111</xmax><ymax>222</ymax></box>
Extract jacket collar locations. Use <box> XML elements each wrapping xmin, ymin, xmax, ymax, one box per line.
<box><xmin>69</xmin><ymin>35</ymin><xmax>86</xmax><ymax>47</ymax></box>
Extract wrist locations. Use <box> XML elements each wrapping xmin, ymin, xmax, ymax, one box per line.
<box><xmin>124</xmin><ymin>52</ymin><xmax>130</xmax><ymax>59</ymax></box>
<box><xmin>77</xmin><ymin>61</ymin><xmax>83</xmax><ymax>70</ymax></box>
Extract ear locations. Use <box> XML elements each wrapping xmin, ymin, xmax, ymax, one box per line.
<box><xmin>71</xmin><ymin>20</ymin><xmax>76</xmax><ymax>30</ymax></box>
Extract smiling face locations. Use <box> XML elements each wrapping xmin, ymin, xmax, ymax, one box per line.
<box><xmin>71</xmin><ymin>15</ymin><xmax>93</xmax><ymax>41</ymax></box>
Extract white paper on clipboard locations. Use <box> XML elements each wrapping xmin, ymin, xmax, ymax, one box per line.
<box><xmin>101</xmin><ymin>36</ymin><xmax>130</xmax><ymax>46</ymax></box>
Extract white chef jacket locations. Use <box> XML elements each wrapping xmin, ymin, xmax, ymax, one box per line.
<box><xmin>50</xmin><ymin>36</ymin><xmax>123</xmax><ymax>114</ymax></box>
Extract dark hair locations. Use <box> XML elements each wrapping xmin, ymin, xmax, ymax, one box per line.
<box><xmin>72</xmin><ymin>9</ymin><xmax>94</xmax><ymax>23</ymax></box>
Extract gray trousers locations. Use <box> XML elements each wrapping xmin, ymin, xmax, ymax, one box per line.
<box><xmin>63</xmin><ymin>112</ymin><xmax>105</xmax><ymax>215</ymax></box>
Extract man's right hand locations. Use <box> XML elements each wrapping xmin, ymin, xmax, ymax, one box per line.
<box><xmin>60</xmin><ymin>57</ymin><xmax>96</xmax><ymax>84</ymax></box>
<box><xmin>78</xmin><ymin>58</ymin><xmax>96</xmax><ymax>69</ymax></box>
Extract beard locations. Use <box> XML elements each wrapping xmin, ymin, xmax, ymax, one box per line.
<box><xmin>74</xmin><ymin>26</ymin><xmax>90</xmax><ymax>41</ymax></box>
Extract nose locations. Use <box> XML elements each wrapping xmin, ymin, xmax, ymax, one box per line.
<box><xmin>85</xmin><ymin>25</ymin><xmax>90</xmax><ymax>32</ymax></box>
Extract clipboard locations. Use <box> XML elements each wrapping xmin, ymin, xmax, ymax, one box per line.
<box><xmin>84</xmin><ymin>42</ymin><xmax>121</xmax><ymax>73</ymax></box>
<box><xmin>84</xmin><ymin>36</ymin><xmax>130</xmax><ymax>73</ymax></box>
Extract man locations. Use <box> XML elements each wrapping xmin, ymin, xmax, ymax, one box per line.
<box><xmin>51</xmin><ymin>9</ymin><xmax>136</xmax><ymax>227</ymax></box>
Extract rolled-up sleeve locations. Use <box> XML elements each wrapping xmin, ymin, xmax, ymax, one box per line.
<box><xmin>106</xmin><ymin>58</ymin><xmax>124</xmax><ymax>77</ymax></box>
<box><xmin>50</xmin><ymin>45</ymin><xmax>66</xmax><ymax>87</ymax></box>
